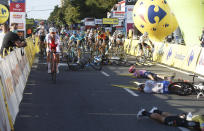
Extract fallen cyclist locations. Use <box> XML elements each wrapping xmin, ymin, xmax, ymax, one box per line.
<box><xmin>137</xmin><ymin>107</ymin><xmax>204</xmax><ymax>131</ymax></box>
<box><xmin>128</xmin><ymin>65</ymin><xmax>175</xmax><ymax>81</ymax></box>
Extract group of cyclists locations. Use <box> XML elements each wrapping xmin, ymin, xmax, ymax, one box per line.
<box><xmin>34</xmin><ymin>22</ymin><xmax>204</xmax><ymax>130</ymax></box>
<box><xmin>35</xmin><ymin>22</ymin><xmax>127</xmax><ymax>74</ymax></box>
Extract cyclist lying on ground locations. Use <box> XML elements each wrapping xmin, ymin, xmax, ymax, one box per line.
<box><xmin>129</xmin><ymin>65</ymin><xmax>175</xmax><ymax>81</ymax></box>
<box><xmin>137</xmin><ymin>107</ymin><xmax>204</xmax><ymax>131</ymax></box>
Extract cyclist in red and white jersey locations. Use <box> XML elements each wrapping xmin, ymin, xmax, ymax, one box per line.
<box><xmin>45</xmin><ymin>27</ymin><xmax>61</xmax><ymax>73</ymax></box>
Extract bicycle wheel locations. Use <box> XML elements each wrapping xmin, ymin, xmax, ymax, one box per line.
<box><xmin>90</xmin><ymin>62</ymin><xmax>102</xmax><ymax>71</ymax></box>
<box><xmin>136</xmin><ymin>56</ymin><xmax>146</xmax><ymax>65</ymax></box>
<box><xmin>168</xmin><ymin>82</ymin><xmax>195</xmax><ymax>96</ymax></box>
<box><xmin>89</xmin><ymin>56</ymin><xmax>102</xmax><ymax>71</ymax></box>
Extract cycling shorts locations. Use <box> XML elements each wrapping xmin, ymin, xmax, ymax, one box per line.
<box><xmin>144</xmin><ymin>72</ymin><xmax>157</xmax><ymax>79</ymax></box>
<box><xmin>139</xmin><ymin>42</ymin><xmax>149</xmax><ymax>50</ymax></box>
<box><xmin>164</xmin><ymin>116</ymin><xmax>188</xmax><ymax>127</ymax></box>
<box><xmin>40</xmin><ymin>35</ymin><xmax>46</xmax><ymax>42</ymax></box>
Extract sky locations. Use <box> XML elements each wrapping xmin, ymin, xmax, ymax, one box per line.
<box><xmin>26</xmin><ymin>0</ymin><xmax>61</xmax><ymax>20</ymax></box>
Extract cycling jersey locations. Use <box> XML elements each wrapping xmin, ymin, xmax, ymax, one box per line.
<box><xmin>45</xmin><ymin>34</ymin><xmax>61</xmax><ymax>53</ymax></box>
<box><xmin>192</xmin><ymin>115</ymin><xmax>204</xmax><ymax>130</ymax></box>
<box><xmin>69</xmin><ymin>35</ymin><xmax>79</xmax><ymax>42</ymax></box>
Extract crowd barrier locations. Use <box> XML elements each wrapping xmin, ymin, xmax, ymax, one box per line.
<box><xmin>0</xmin><ymin>37</ymin><xmax>39</xmax><ymax>131</ymax></box>
<box><xmin>125</xmin><ymin>39</ymin><xmax>203</xmax><ymax>75</ymax></box>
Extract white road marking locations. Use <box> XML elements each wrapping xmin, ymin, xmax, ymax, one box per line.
<box><xmin>177</xmin><ymin>127</ymin><xmax>190</xmax><ymax>131</ymax></box>
<box><xmin>133</xmin><ymin>81</ymin><xmax>143</xmax><ymax>85</ymax></box>
<box><xmin>123</xmin><ymin>88</ymin><xmax>139</xmax><ymax>96</ymax></box>
<box><xmin>157</xmin><ymin>63</ymin><xmax>204</xmax><ymax>80</ymax></box>
<box><xmin>58</xmin><ymin>63</ymin><xmax>68</xmax><ymax>67</ymax></box>
<box><xmin>101</xmin><ymin>71</ymin><xmax>110</xmax><ymax>77</ymax></box>
<box><xmin>157</xmin><ymin>64</ymin><xmax>190</xmax><ymax>75</ymax></box>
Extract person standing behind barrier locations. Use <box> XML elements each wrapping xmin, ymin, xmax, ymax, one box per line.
<box><xmin>199</xmin><ymin>27</ymin><xmax>204</xmax><ymax>47</ymax></box>
<box><xmin>0</xmin><ymin>23</ymin><xmax>9</xmax><ymax>50</ymax></box>
<box><xmin>0</xmin><ymin>23</ymin><xmax>27</xmax><ymax>55</ymax></box>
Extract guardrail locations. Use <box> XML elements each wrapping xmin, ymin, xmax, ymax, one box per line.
<box><xmin>0</xmin><ymin>37</ymin><xmax>39</xmax><ymax>131</ymax></box>
<box><xmin>124</xmin><ymin>39</ymin><xmax>204</xmax><ymax>75</ymax></box>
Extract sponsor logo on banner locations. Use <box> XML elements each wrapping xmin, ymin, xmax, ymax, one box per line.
<box><xmin>10</xmin><ymin>3</ymin><xmax>25</xmax><ymax>12</ymax></box>
<box><xmin>17</xmin><ymin>23</ymin><xmax>24</xmax><ymax>29</ymax></box>
<box><xmin>174</xmin><ymin>53</ymin><xmax>185</xmax><ymax>60</ymax></box>
<box><xmin>10</xmin><ymin>12</ymin><xmax>25</xmax><ymax>30</ymax></box>
<box><xmin>167</xmin><ymin>47</ymin><xmax>172</xmax><ymax>60</ymax></box>
<box><xmin>112</xmin><ymin>11</ymin><xmax>125</xmax><ymax>18</ymax></box>
<box><xmin>0</xmin><ymin>4</ymin><xmax>9</xmax><ymax>24</ymax></box>
<box><xmin>94</xmin><ymin>19</ymin><xmax>102</xmax><ymax>25</ymax></box>
<box><xmin>126</xmin><ymin>5</ymin><xmax>134</xmax><ymax>23</ymax></box>
<box><xmin>13</xmin><ymin>14</ymin><xmax>23</xmax><ymax>19</ymax></box>
<box><xmin>188</xmin><ymin>50</ymin><xmax>194</xmax><ymax>66</ymax></box>
<box><xmin>10</xmin><ymin>0</ymin><xmax>25</xmax><ymax>3</ymax></box>
<box><xmin>103</xmin><ymin>18</ymin><xmax>119</xmax><ymax>25</ymax></box>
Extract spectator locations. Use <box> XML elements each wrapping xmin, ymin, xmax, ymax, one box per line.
<box><xmin>0</xmin><ymin>23</ymin><xmax>27</xmax><ymax>55</ymax></box>
<box><xmin>0</xmin><ymin>23</ymin><xmax>9</xmax><ymax>49</ymax></box>
<box><xmin>199</xmin><ymin>27</ymin><xmax>204</xmax><ymax>47</ymax></box>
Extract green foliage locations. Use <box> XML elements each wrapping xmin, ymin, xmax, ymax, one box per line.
<box><xmin>48</xmin><ymin>0</ymin><xmax>118</xmax><ymax>25</ymax></box>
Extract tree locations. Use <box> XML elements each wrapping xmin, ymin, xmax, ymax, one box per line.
<box><xmin>48</xmin><ymin>0</ymin><xmax>118</xmax><ymax>25</ymax></box>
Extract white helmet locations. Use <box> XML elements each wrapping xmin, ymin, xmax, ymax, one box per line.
<box><xmin>49</xmin><ymin>27</ymin><xmax>56</xmax><ymax>33</ymax></box>
<box><xmin>143</xmin><ymin>32</ymin><xmax>148</xmax><ymax>36</ymax></box>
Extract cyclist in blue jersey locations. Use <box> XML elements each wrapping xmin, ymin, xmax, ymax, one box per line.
<box><xmin>68</xmin><ymin>31</ymin><xmax>83</xmax><ymax>63</ymax></box>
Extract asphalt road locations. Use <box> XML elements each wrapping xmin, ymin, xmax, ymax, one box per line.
<box><xmin>14</xmin><ymin>55</ymin><xmax>204</xmax><ymax>131</ymax></box>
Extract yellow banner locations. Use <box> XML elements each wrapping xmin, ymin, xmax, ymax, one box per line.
<box><xmin>182</xmin><ymin>46</ymin><xmax>201</xmax><ymax>72</ymax></box>
<box><xmin>26</xmin><ymin>19</ymin><xmax>34</xmax><ymax>25</ymax></box>
<box><xmin>103</xmin><ymin>18</ymin><xmax>119</xmax><ymax>25</ymax></box>
<box><xmin>0</xmin><ymin>4</ymin><xmax>9</xmax><ymax>24</ymax></box>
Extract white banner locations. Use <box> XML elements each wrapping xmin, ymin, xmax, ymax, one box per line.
<box><xmin>0</xmin><ymin>59</ymin><xmax>19</xmax><ymax>123</ymax></box>
<box><xmin>112</xmin><ymin>11</ymin><xmax>125</xmax><ymax>18</ymax></box>
<box><xmin>0</xmin><ymin>79</ymin><xmax>11</xmax><ymax>131</ymax></box>
<box><xmin>95</xmin><ymin>19</ymin><xmax>103</xmax><ymax>25</ymax></box>
<box><xmin>126</xmin><ymin>5</ymin><xmax>134</xmax><ymax>23</ymax></box>
<box><xmin>15</xmin><ymin>48</ymin><xmax>31</xmax><ymax>83</ymax></box>
<box><xmin>10</xmin><ymin>12</ymin><xmax>26</xmax><ymax>31</ymax></box>
<box><xmin>196</xmin><ymin>48</ymin><xmax>204</xmax><ymax>75</ymax></box>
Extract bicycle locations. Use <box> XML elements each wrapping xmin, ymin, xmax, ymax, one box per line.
<box><xmin>67</xmin><ymin>51</ymin><xmax>102</xmax><ymax>71</ymax></box>
<box><xmin>50</xmin><ymin>49</ymin><xmax>57</xmax><ymax>83</ymax></box>
<box><xmin>135</xmin><ymin>43</ymin><xmax>154</xmax><ymax>65</ymax></box>
<box><xmin>168</xmin><ymin>74</ymin><xmax>204</xmax><ymax>99</ymax></box>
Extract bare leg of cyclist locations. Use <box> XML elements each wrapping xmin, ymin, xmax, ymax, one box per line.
<box><xmin>150</xmin><ymin>113</ymin><xmax>166</xmax><ymax>123</ymax></box>
<box><xmin>47</xmin><ymin>52</ymin><xmax>51</xmax><ymax>73</ymax></box>
<box><xmin>55</xmin><ymin>54</ymin><xmax>60</xmax><ymax>73</ymax></box>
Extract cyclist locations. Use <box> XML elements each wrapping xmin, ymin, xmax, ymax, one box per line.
<box><xmin>68</xmin><ymin>31</ymin><xmax>80</xmax><ymax>62</ymax></box>
<box><xmin>138</xmin><ymin>32</ymin><xmax>154</xmax><ymax>56</ymax></box>
<box><xmin>45</xmin><ymin>27</ymin><xmax>61</xmax><ymax>74</ymax></box>
<box><xmin>137</xmin><ymin>107</ymin><xmax>204</xmax><ymax>131</ymax></box>
<box><xmin>76</xmin><ymin>31</ymin><xmax>86</xmax><ymax>62</ymax></box>
<box><xmin>37</xmin><ymin>24</ymin><xmax>47</xmax><ymax>56</ymax></box>
<box><xmin>116</xmin><ymin>31</ymin><xmax>124</xmax><ymax>46</ymax></box>
<box><xmin>128</xmin><ymin>65</ymin><xmax>175</xmax><ymax>81</ymax></box>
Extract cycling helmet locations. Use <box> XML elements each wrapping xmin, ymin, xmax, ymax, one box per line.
<box><xmin>49</xmin><ymin>27</ymin><xmax>56</xmax><ymax>33</ymax></box>
<box><xmin>143</xmin><ymin>32</ymin><xmax>148</xmax><ymax>36</ymax></box>
<box><xmin>129</xmin><ymin>65</ymin><xmax>136</xmax><ymax>73</ymax></box>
